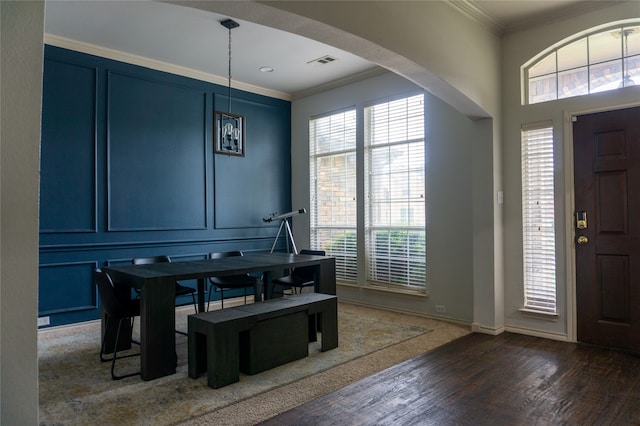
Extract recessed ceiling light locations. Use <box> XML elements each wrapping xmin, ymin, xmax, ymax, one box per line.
<box><xmin>259</xmin><ymin>66</ymin><xmax>274</xmax><ymax>73</ymax></box>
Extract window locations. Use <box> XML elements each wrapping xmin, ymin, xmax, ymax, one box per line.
<box><xmin>309</xmin><ymin>109</ymin><xmax>357</xmax><ymax>282</ymax></box>
<box><xmin>526</xmin><ymin>22</ymin><xmax>640</xmax><ymax>104</ymax></box>
<box><xmin>365</xmin><ymin>95</ymin><xmax>426</xmax><ymax>289</ymax></box>
<box><xmin>521</xmin><ymin>123</ymin><xmax>556</xmax><ymax>314</ymax></box>
<box><xmin>309</xmin><ymin>94</ymin><xmax>426</xmax><ymax>292</ymax></box>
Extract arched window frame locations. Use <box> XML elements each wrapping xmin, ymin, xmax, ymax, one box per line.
<box><xmin>523</xmin><ymin>20</ymin><xmax>640</xmax><ymax>105</ymax></box>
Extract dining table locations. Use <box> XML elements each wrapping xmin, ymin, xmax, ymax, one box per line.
<box><xmin>102</xmin><ymin>252</ymin><xmax>336</xmax><ymax>380</ymax></box>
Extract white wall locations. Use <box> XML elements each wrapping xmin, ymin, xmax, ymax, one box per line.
<box><xmin>291</xmin><ymin>72</ymin><xmax>483</xmax><ymax>323</ymax></box>
<box><xmin>266</xmin><ymin>0</ymin><xmax>503</xmax><ymax>331</ymax></box>
<box><xmin>189</xmin><ymin>0</ymin><xmax>504</xmax><ymax>331</ymax></box>
<box><xmin>260</xmin><ymin>0</ymin><xmax>501</xmax><ymax>118</ymax></box>
<box><xmin>502</xmin><ymin>1</ymin><xmax>640</xmax><ymax>340</ymax></box>
<box><xmin>0</xmin><ymin>1</ymin><xmax>44</xmax><ymax>424</ymax></box>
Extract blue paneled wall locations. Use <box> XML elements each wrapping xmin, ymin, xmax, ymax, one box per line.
<box><xmin>39</xmin><ymin>46</ymin><xmax>292</xmax><ymax>326</ymax></box>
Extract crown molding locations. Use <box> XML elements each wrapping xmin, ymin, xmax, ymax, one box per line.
<box><xmin>447</xmin><ymin>1</ymin><xmax>504</xmax><ymax>36</ymax></box>
<box><xmin>448</xmin><ymin>0</ymin><xmax>631</xmax><ymax>37</ymax></box>
<box><xmin>43</xmin><ymin>34</ymin><xmax>292</xmax><ymax>101</ymax></box>
<box><xmin>500</xmin><ymin>1</ymin><xmax>630</xmax><ymax>35</ymax></box>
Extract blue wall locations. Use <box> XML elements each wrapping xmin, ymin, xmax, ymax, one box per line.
<box><xmin>39</xmin><ymin>46</ymin><xmax>292</xmax><ymax>326</ymax></box>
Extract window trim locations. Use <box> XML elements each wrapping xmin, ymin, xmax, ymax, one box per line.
<box><xmin>309</xmin><ymin>107</ymin><xmax>358</xmax><ymax>283</ymax></box>
<box><xmin>308</xmin><ymin>92</ymin><xmax>427</xmax><ymax>294</ymax></box>
<box><xmin>523</xmin><ymin>20</ymin><xmax>640</xmax><ymax>105</ymax></box>
<box><xmin>364</xmin><ymin>93</ymin><xmax>426</xmax><ymax>291</ymax></box>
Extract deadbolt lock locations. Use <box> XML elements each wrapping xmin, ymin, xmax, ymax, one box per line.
<box><xmin>577</xmin><ymin>236</ymin><xmax>589</xmax><ymax>244</ymax></box>
<box><xmin>576</xmin><ymin>211</ymin><xmax>587</xmax><ymax>230</ymax></box>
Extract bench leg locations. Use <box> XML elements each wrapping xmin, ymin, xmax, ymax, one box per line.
<box><xmin>207</xmin><ymin>326</ymin><xmax>240</xmax><ymax>388</ymax></box>
<box><xmin>308</xmin><ymin>313</ymin><xmax>318</xmax><ymax>342</ymax></box>
<box><xmin>188</xmin><ymin>329</ymin><xmax>207</xmax><ymax>379</ymax></box>
<box><xmin>320</xmin><ymin>300</ymin><xmax>338</xmax><ymax>351</ymax></box>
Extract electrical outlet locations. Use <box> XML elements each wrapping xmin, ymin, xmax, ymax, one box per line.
<box><xmin>435</xmin><ymin>305</ymin><xmax>446</xmax><ymax>313</ymax></box>
<box><xmin>38</xmin><ymin>316</ymin><xmax>50</xmax><ymax>327</ymax></box>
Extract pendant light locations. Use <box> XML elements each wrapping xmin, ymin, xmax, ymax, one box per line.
<box><xmin>215</xmin><ymin>18</ymin><xmax>245</xmax><ymax>157</ymax></box>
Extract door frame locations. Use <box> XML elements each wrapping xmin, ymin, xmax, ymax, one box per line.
<box><xmin>563</xmin><ymin>100</ymin><xmax>640</xmax><ymax>344</ymax></box>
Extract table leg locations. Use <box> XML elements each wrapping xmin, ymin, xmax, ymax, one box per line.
<box><xmin>261</xmin><ymin>270</ymin><xmax>272</xmax><ymax>301</ymax></box>
<box><xmin>139</xmin><ymin>276</ymin><xmax>176</xmax><ymax>380</ymax></box>
<box><xmin>197</xmin><ymin>278</ymin><xmax>206</xmax><ymax>312</ymax></box>
<box><xmin>316</xmin><ymin>257</ymin><xmax>336</xmax><ymax>295</ymax></box>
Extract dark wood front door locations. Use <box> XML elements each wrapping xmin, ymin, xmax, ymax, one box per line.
<box><xmin>574</xmin><ymin>106</ymin><xmax>640</xmax><ymax>352</ymax></box>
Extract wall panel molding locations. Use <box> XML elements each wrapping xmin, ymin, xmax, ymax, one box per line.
<box><xmin>213</xmin><ymin>95</ymin><xmax>291</xmax><ymax>229</ymax></box>
<box><xmin>39</xmin><ymin>236</ymin><xmax>274</xmax><ymax>253</ymax></box>
<box><xmin>40</xmin><ymin>59</ymin><xmax>98</xmax><ymax>233</ymax></box>
<box><xmin>38</xmin><ymin>261</ymin><xmax>99</xmax><ymax>315</ymax></box>
<box><xmin>106</xmin><ymin>70</ymin><xmax>208</xmax><ymax>231</ymax></box>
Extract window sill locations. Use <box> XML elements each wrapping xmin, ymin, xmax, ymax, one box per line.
<box><xmin>337</xmin><ymin>281</ymin><xmax>428</xmax><ymax>298</ymax></box>
<box><xmin>518</xmin><ymin>307</ymin><xmax>559</xmax><ymax>321</ymax></box>
<box><xmin>365</xmin><ymin>284</ymin><xmax>427</xmax><ymax>297</ymax></box>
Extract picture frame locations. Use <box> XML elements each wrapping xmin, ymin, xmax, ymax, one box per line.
<box><xmin>214</xmin><ymin>111</ymin><xmax>245</xmax><ymax>157</ymax></box>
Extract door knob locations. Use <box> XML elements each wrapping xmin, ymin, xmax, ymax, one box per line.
<box><xmin>577</xmin><ymin>235</ymin><xmax>588</xmax><ymax>244</ymax></box>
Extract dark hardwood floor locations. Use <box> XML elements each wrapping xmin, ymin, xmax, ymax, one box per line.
<box><xmin>260</xmin><ymin>332</ymin><xmax>640</xmax><ymax>425</ymax></box>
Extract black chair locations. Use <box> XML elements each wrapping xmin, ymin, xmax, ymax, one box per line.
<box><xmin>271</xmin><ymin>249</ymin><xmax>326</xmax><ymax>298</ymax></box>
<box><xmin>131</xmin><ymin>255</ymin><xmax>197</xmax><ymax>313</ymax></box>
<box><xmin>208</xmin><ymin>251</ymin><xmax>260</xmax><ymax>310</ymax></box>
<box><xmin>96</xmin><ymin>268</ymin><xmax>140</xmax><ymax>380</ymax></box>
<box><xmin>132</xmin><ymin>256</ymin><xmax>197</xmax><ymax>335</ymax></box>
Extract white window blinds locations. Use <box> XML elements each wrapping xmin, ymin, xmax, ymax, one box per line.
<box><xmin>365</xmin><ymin>95</ymin><xmax>426</xmax><ymax>289</ymax></box>
<box><xmin>521</xmin><ymin>123</ymin><xmax>557</xmax><ymax>313</ymax></box>
<box><xmin>309</xmin><ymin>110</ymin><xmax>357</xmax><ymax>282</ymax></box>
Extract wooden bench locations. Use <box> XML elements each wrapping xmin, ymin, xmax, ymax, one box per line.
<box><xmin>188</xmin><ymin>293</ymin><xmax>338</xmax><ymax>388</ymax></box>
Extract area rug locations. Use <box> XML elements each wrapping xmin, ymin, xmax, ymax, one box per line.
<box><xmin>179</xmin><ymin>304</ymin><xmax>471</xmax><ymax>426</ymax></box>
<box><xmin>38</xmin><ymin>302</ymin><xmax>434</xmax><ymax>425</ymax></box>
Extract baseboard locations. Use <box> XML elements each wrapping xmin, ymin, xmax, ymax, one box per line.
<box><xmin>468</xmin><ymin>323</ymin><xmax>571</xmax><ymax>342</ymax></box>
<box><xmin>471</xmin><ymin>323</ymin><xmax>506</xmax><ymax>335</ymax></box>
<box><xmin>340</xmin><ymin>299</ymin><xmax>472</xmax><ymax>328</ymax></box>
<box><xmin>504</xmin><ymin>325</ymin><xmax>571</xmax><ymax>342</ymax></box>
<box><xmin>38</xmin><ymin>318</ymin><xmax>103</xmax><ymax>335</ymax></box>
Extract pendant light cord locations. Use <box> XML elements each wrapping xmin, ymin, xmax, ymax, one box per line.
<box><xmin>220</xmin><ymin>19</ymin><xmax>239</xmax><ymax>112</ymax></box>
<box><xmin>227</xmin><ymin>25</ymin><xmax>232</xmax><ymax>113</ymax></box>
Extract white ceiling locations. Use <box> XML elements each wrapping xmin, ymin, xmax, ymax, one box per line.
<box><xmin>44</xmin><ymin>0</ymin><xmax>594</xmax><ymax>100</ymax></box>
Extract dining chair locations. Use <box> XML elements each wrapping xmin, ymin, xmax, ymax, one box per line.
<box><xmin>207</xmin><ymin>251</ymin><xmax>260</xmax><ymax>310</ymax></box>
<box><xmin>95</xmin><ymin>268</ymin><xmax>140</xmax><ymax>380</ymax></box>
<box><xmin>132</xmin><ymin>255</ymin><xmax>197</xmax><ymax>335</ymax></box>
<box><xmin>270</xmin><ymin>249</ymin><xmax>326</xmax><ymax>298</ymax></box>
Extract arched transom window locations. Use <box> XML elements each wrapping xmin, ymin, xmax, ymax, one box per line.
<box><xmin>525</xmin><ymin>22</ymin><xmax>640</xmax><ymax>104</ymax></box>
